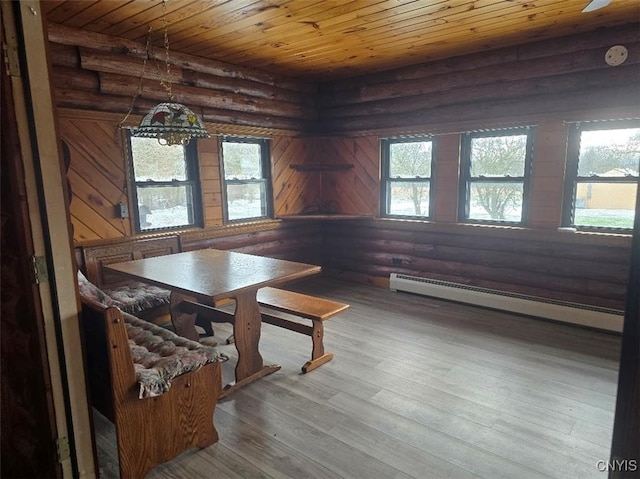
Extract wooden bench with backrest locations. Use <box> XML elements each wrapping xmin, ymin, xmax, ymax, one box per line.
<box><xmin>185</xmin><ymin>287</ymin><xmax>349</xmax><ymax>373</ymax></box>
<box><xmin>80</xmin><ymin>235</ymin><xmax>181</xmax><ymax>321</ymax></box>
<box><xmin>79</xmin><ymin>294</ymin><xmax>226</xmax><ymax>479</ymax></box>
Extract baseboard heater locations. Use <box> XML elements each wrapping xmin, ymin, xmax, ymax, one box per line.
<box><xmin>389</xmin><ymin>273</ymin><xmax>624</xmax><ymax>332</ymax></box>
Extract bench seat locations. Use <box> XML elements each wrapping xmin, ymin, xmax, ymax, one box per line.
<box><xmin>123</xmin><ymin>310</ymin><xmax>224</xmax><ymax>398</ymax></box>
<box><xmin>78</xmin><ymin>235</ymin><xmax>181</xmax><ymax>322</ymax></box>
<box><xmin>256</xmin><ymin>287</ymin><xmax>349</xmax><ymax>372</ymax></box>
<box><xmin>105</xmin><ymin>282</ymin><xmax>171</xmax><ymax>315</ymax></box>
<box><xmin>177</xmin><ymin>288</ymin><xmax>349</xmax><ymax>373</ymax></box>
<box><xmin>80</xmin><ymin>296</ymin><xmax>227</xmax><ymax>479</ymax></box>
<box><xmin>78</xmin><ymin>269</ymin><xmax>170</xmax><ymax>322</ymax></box>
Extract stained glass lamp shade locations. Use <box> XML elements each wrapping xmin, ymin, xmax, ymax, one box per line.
<box><xmin>133</xmin><ymin>102</ymin><xmax>210</xmax><ymax>146</ymax></box>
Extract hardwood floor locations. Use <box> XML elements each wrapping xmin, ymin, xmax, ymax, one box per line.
<box><xmin>93</xmin><ymin>277</ymin><xmax>621</xmax><ymax>479</ymax></box>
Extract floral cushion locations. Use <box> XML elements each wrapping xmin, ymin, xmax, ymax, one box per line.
<box><xmin>77</xmin><ymin>270</ymin><xmax>124</xmax><ymax>308</ymax></box>
<box><xmin>103</xmin><ymin>282</ymin><xmax>171</xmax><ymax>314</ymax></box>
<box><xmin>122</xmin><ymin>312</ymin><xmax>228</xmax><ymax>399</ymax></box>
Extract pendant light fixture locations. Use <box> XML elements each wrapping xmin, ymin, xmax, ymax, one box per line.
<box><xmin>120</xmin><ymin>0</ymin><xmax>210</xmax><ymax>146</ymax></box>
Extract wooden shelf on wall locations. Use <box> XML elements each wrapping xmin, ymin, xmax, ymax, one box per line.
<box><xmin>289</xmin><ymin>163</ymin><xmax>354</xmax><ymax>172</ymax></box>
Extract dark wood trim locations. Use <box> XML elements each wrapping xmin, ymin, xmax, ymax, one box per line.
<box><xmin>1</xmin><ymin>6</ymin><xmax>60</xmax><ymax>475</ymax></box>
<box><xmin>609</xmin><ymin>181</ymin><xmax>640</xmax><ymax>478</ymax></box>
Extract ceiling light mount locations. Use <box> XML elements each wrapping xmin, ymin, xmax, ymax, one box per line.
<box><xmin>605</xmin><ymin>45</ymin><xmax>628</xmax><ymax>66</ymax></box>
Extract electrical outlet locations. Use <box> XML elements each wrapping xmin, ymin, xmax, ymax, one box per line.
<box><xmin>118</xmin><ymin>202</ymin><xmax>129</xmax><ymax>218</ymax></box>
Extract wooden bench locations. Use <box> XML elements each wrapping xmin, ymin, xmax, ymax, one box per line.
<box><xmin>190</xmin><ymin>287</ymin><xmax>349</xmax><ymax>373</ymax></box>
<box><xmin>80</xmin><ymin>297</ymin><xmax>224</xmax><ymax>479</ymax></box>
<box><xmin>257</xmin><ymin>287</ymin><xmax>349</xmax><ymax>372</ymax></box>
<box><xmin>80</xmin><ymin>235</ymin><xmax>181</xmax><ymax>321</ymax></box>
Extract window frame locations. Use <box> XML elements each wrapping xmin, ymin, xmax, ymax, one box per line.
<box><xmin>380</xmin><ymin>137</ymin><xmax>435</xmax><ymax>219</ymax></box>
<box><xmin>127</xmin><ymin>133</ymin><xmax>203</xmax><ymax>234</ymax></box>
<box><xmin>562</xmin><ymin>120</ymin><xmax>639</xmax><ymax>233</ymax></box>
<box><xmin>220</xmin><ymin>136</ymin><xmax>273</xmax><ymax>223</ymax></box>
<box><xmin>458</xmin><ymin>127</ymin><xmax>534</xmax><ymax>225</ymax></box>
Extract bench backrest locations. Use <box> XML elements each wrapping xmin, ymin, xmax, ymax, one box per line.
<box><xmin>81</xmin><ymin>235</ymin><xmax>181</xmax><ymax>288</ymax></box>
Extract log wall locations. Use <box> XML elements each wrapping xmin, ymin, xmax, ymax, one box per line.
<box><xmin>316</xmin><ymin>23</ymin><xmax>640</xmax><ymax>135</ymax></box>
<box><xmin>179</xmin><ymin>220</ymin><xmax>323</xmax><ymax>266</ymax></box>
<box><xmin>74</xmin><ymin>220</ymin><xmax>324</xmax><ymax>275</ymax></box>
<box><xmin>322</xmin><ymin>220</ymin><xmax>632</xmax><ymax>311</ymax></box>
<box><xmin>48</xmin><ymin>24</ymin><xmax>316</xmax><ymax>133</ymax></box>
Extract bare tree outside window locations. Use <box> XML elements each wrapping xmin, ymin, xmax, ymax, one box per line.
<box><xmin>383</xmin><ymin>139</ymin><xmax>433</xmax><ymax>218</ymax></box>
<box><xmin>461</xmin><ymin>130</ymin><xmax>533</xmax><ymax>224</ymax></box>
<box><xmin>221</xmin><ymin>138</ymin><xmax>272</xmax><ymax>222</ymax></box>
<box><xmin>470</xmin><ymin>135</ymin><xmax>527</xmax><ymax>220</ymax></box>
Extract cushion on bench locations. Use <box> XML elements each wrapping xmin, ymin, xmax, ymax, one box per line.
<box><xmin>78</xmin><ymin>270</ymin><xmax>170</xmax><ymax>314</ymax></box>
<box><xmin>122</xmin><ymin>312</ymin><xmax>227</xmax><ymax>399</ymax></box>
<box><xmin>78</xmin><ymin>270</ymin><xmax>124</xmax><ymax>308</ymax></box>
<box><xmin>104</xmin><ymin>282</ymin><xmax>171</xmax><ymax>314</ymax></box>
<box><xmin>78</xmin><ymin>271</ymin><xmax>226</xmax><ymax>398</ymax></box>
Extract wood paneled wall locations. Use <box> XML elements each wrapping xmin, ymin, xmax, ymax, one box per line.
<box><xmin>60</xmin><ymin>107</ymin><xmax>314</xmax><ymax>244</ymax></box>
<box><xmin>59</xmin><ymin>110</ymin><xmax>131</xmax><ymax>242</ymax></box>
<box><xmin>272</xmin><ymin>136</ymin><xmax>320</xmax><ymax>216</ymax></box>
<box><xmin>319</xmin><ymin>137</ymin><xmax>379</xmax><ymax>216</ymax></box>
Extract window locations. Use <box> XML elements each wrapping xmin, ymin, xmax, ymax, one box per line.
<box><xmin>128</xmin><ymin>136</ymin><xmax>202</xmax><ymax>232</ymax></box>
<box><xmin>459</xmin><ymin>128</ymin><xmax>534</xmax><ymax>224</ymax></box>
<box><xmin>563</xmin><ymin>121</ymin><xmax>639</xmax><ymax>231</ymax></box>
<box><xmin>381</xmin><ymin>138</ymin><xmax>434</xmax><ymax>218</ymax></box>
<box><xmin>220</xmin><ymin>137</ymin><xmax>272</xmax><ymax>222</ymax></box>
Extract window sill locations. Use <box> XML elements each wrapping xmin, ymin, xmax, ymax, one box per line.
<box><xmin>277</xmin><ymin>214</ymin><xmax>375</xmax><ymax>220</ymax></box>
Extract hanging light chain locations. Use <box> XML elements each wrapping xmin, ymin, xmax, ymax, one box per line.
<box><xmin>118</xmin><ymin>26</ymin><xmax>152</xmax><ymax>128</ymax></box>
<box><xmin>125</xmin><ymin>0</ymin><xmax>210</xmax><ymax>146</ymax></box>
<box><xmin>160</xmin><ymin>0</ymin><xmax>173</xmax><ymax>100</ymax></box>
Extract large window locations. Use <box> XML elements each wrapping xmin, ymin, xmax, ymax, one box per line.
<box><xmin>563</xmin><ymin>121</ymin><xmax>639</xmax><ymax>231</ymax></box>
<box><xmin>381</xmin><ymin>138</ymin><xmax>434</xmax><ymax>218</ymax></box>
<box><xmin>459</xmin><ymin>128</ymin><xmax>534</xmax><ymax>224</ymax></box>
<box><xmin>220</xmin><ymin>137</ymin><xmax>272</xmax><ymax>222</ymax></box>
<box><xmin>128</xmin><ymin>136</ymin><xmax>202</xmax><ymax>232</ymax></box>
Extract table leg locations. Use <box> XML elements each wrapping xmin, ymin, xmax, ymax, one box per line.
<box><xmin>170</xmin><ymin>291</ymin><xmax>199</xmax><ymax>342</ymax></box>
<box><xmin>221</xmin><ymin>290</ymin><xmax>280</xmax><ymax>397</ymax></box>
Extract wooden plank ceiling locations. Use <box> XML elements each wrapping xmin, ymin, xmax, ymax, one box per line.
<box><xmin>43</xmin><ymin>0</ymin><xmax>639</xmax><ymax>81</ymax></box>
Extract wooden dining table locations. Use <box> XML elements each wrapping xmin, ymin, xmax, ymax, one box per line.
<box><xmin>104</xmin><ymin>249</ymin><xmax>321</xmax><ymax>396</ymax></box>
